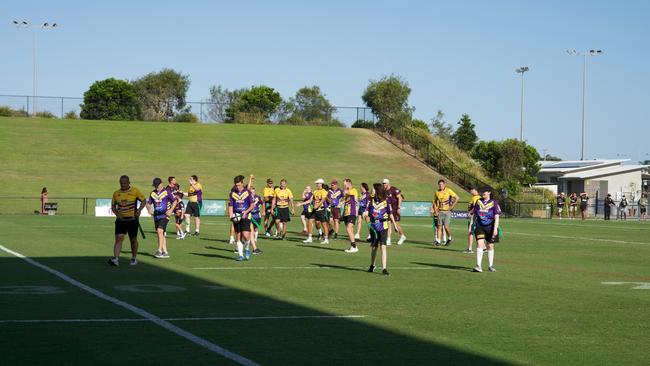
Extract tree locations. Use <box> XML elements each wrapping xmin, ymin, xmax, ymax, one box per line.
<box><xmin>288</xmin><ymin>86</ymin><xmax>333</xmax><ymax>123</ymax></box>
<box><xmin>452</xmin><ymin>114</ymin><xmax>478</xmax><ymax>151</ymax></box>
<box><xmin>410</xmin><ymin>118</ymin><xmax>430</xmax><ymax>133</ymax></box>
<box><xmin>206</xmin><ymin>85</ymin><xmax>246</xmax><ymax>123</ymax></box>
<box><xmin>544</xmin><ymin>154</ymin><xmax>562</xmax><ymax>161</ymax></box>
<box><xmin>80</xmin><ymin>78</ymin><xmax>140</xmax><ymax>121</ymax></box>
<box><xmin>430</xmin><ymin>109</ymin><xmax>454</xmax><ymax>140</ymax></box>
<box><xmin>639</xmin><ymin>160</ymin><xmax>650</xmax><ymax>165</ymax></box>
<box><xmin>362</xmin><ymin>75</ymin><xmax>413</xmax><ymax>131</ymax></box>
<box><xmin>132</xmin><ymin>68</ymin><xmax>190</xmax><ymax>121</ymax></box>
<box><xmin>472</xmin><ymin>139</ymin><xmax>541</xmax><ymax>187</ymax></box>
<box><xmin>226</xmin><ymin>85</ymin><xmax>282</xmax><ymax>123</ymax></box>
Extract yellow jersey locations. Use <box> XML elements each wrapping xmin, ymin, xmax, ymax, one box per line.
<box><xmin>274</xmin><ymin>187</ymin><xmax>293</xmax><ymax>208</ymax></box>
<box><xmin>433</xmin><ymin>187</ymin><xmax>458</xmax><ymax>211</ymax></box>
<box><xmin>263</xmin><ymin>186</ymin><xmax>275</xmax><ymax>202</ymax></box>
<box><xmin>468</xmin><ymin>194</ymin><xmax>481</xmax><ymax>212</ymax></box>
<box><xmin>112</xmin><ymin>186</ymin><xmax>145</xmax><ymax>220</ymax></box>
<box><xmin>188</xmin><ymin>182</ymin><xmax>203</xmax><ymax>203</ymax></box>
<box><xmin>343</xmin><ymin>187</ymin><xmax>358</xmax><ymax>216</ymax></box>
<box><xmin>313</xmin><ymin>188</ymin><xmax>328</xmax><ymax>211</ymax></box>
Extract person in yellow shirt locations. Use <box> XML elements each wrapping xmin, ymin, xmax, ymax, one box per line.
<box><xmin>431</xmin><ymin>179</ymin><xmax>458</xmax><ymax>246</ymax></box>
<box><xmin>184</xmin><ymin>175</ymin><xmax>203</xmax><ymax>236</ymax></box>
<box><xmin>271</xmin><ymin>178</ymin><xmax>294</xmax><ymax>240</ymax></box>
<box><xmin>262</xmin><ymin>178</ymin><xmax>279</xmax><ymax>237</ymax></box>
<box><xmin>342</xmin><ymin>178</ymin><xmax>360</xmax><ymax>253</ymax></box>
<box><xmin>464</xmin><ymin>188</ymin><xmax>481</xmax><ymax>253</ymax></box>
<box><xmin>303</xmin><ymin>178</ymin><xmax>331</xmax><ymax>244</ymax></box>
<box><xmin>109</xmin><ymin>175</ymin><xmax>146</xmax><ymax>267</ymax></box>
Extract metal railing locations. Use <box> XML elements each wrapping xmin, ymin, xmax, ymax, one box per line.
<box><xmin>0</xmin><ymin>94</ymin><xmax>376</xmax><ymax>125</ymax></box>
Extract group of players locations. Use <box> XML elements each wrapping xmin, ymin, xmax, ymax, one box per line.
<box><xmin>108</xmin><ymin>174</ymin><xmax>501</xmax><ymax>274</ymax></box>
<box><xmin>554</xmin><ymin>192</ymin><xmax>590</xmax><ymax>220</ymax></box>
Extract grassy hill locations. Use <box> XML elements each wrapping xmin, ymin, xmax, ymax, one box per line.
<box><xmin>0</xmin><ymin>117</ymin><xmax>470</xmax><ymax>202</ymax></box>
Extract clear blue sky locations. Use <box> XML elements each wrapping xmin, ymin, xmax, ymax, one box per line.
<box><xmin>3</xmin><ymin>0</ymin><xmax>649</xmax><ymax>161</ymax></box>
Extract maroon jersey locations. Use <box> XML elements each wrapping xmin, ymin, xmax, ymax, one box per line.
<box><xmin>386</xmin><ymin>186</ymin><xmax>401</xmax><ymax>208</ymax></box>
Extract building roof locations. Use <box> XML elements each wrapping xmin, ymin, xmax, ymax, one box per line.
<box><xmin>559</xmin><ymin>165</ymin><xmax>648</xmax><ymax>180</ymax></box>
<box><xmin>539</xmin><ymin>159</ymin><xmax>627</xmax><ymax>174</ymax></box>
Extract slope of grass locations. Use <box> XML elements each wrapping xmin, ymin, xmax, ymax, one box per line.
<box><xmin>0</xmin><ymin>117</ymin><xmax>469</xmax><ymax>201</ymax></box>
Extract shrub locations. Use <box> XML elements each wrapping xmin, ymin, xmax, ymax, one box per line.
<box><xmin>351</xmin><ymin>119</ymin><xmax>375</xmax><ymax>129</ymax></box>
<box><xmin>0</xmin><ymin>105</ymin><xmax>12</xmax><ymax>117</ymax></box>
<box><xmin>64</xmin><ymin>110</ymin><xmax>78</xmax><ymax>119</ymax></box>
<box><xmin>80</xmin><ymin>78</ymin><xmax>140</xmax><ymax>121</ymax></box>
<box><xmin>172</xmin><ymin>112</ymin><xmax>199</xmax><ymax>123</ymax></box>
<box><xmin>35</xmin><ymin>111</ymin><xmax>57</xmax><ymax>119</ymax></box>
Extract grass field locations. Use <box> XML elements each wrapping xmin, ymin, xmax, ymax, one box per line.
<box><xmin>1</xmin><ymin>215</ymin><xmax>648</xmax><ymax>365</ymax></box>
<box><xmin>0</xmin><ymin>117</ymin><xmax>468</xmax><ymax>204</ymax></box>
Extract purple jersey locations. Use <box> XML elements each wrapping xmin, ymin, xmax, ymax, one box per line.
<box><xmin>359</xmin><ymin>191</ymin><xmax>369</xmax><ymax>210</ymax></box>
<box><xmin>368</xmin><ymin>197</ymin><xmax>392</xmax><ymax>232</ymax></box>
<box><xmin>302</xmin><ymin>192</ymin><xmax>313</xmax><ymax>213</ymax></box>
<box><xmin>229</xmin><ymin>187</ymin><xmax>254</xmax><ymax>216</ymax></box>
<box><xmin>147</xmin><ymin>189</ymin><xmax>177</xmax><ymax>220</ymax></box>
<box><xmin>251</xmin><ymin>195</ymin><xmax>263</xmax><ymax>217</ymax></box>
<box><xmin>472</xmin><ymin>199</ymin><xmax>501</xmax><ymax>227</ymax></box>
<box><xmin>166</xmin><ymin>184</ymin><xmax>180</xmax><ymax>197</ymax></box>
<box><xmin>328</xmin><ymin>188</ymin><xmax>343</xmax><ymax>208</ymax></box>
<box><xmin>386</xmin><ymin>186</ymin><xmax>401</xmax><ymax>208</ymax></box>
<box><xmin>174</xmin><ymin>200</ymin><xmax>185</xmax><ymax>213</ymax></box>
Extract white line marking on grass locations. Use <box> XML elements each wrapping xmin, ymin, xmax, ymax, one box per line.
<box><xmin>193</xmin><ymin>266</ymin><xmax>440</xmax><ymax>270</ymax></box>
<box><xmin>0</xmin><ymin>314</ymin><xmax>367</xmax><ymax>324</ymax></box>
<box><xmin>0</xmin><ymin>245</ymin><xmax>259</xmax><ymax>366</ymax></box>
<box><xmin>602</xmin><ymin>282</ymin><xmax>650</xmax><ymax>290</ymax></box>
<box><xmin>510</xmin><ymin>232</ymin><xmax>648</xmax><ymax>245</ymax></box>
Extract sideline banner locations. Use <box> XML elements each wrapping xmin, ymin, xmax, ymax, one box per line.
<box><xmin>95</xmin><ymin>199</ymin><xmax>226</xmax><ymax>217</ymax></box>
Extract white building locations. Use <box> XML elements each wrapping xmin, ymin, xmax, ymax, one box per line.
<box><xmin>536</xmin><ymin>159</ymin><xmax>649</xmax><ymax>201</ymax></box>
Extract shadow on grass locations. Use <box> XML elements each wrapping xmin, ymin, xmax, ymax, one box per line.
<box><xmin>189</xmin><ymin>252</ymin><xmax>235</xmax><ymax>261</ymax></box>
<box><xmin>309</xmin><ymin>263</ymin><xmax>368</xmax><ymax>272</ymax></box>
<box><xmin>411</xmin><ymin>262</ymin><xmax>472</xmax><ymax>271</ymax></box>
<box><xmin>296</xmin><ymin>244</ymin><xmax>343</xmax><ymax>252</ymax></box>
<box><xmin>205</xmin><ymin>245</ymin><xmax>236</xmax><ymax>254</ymax></box>
<box><xmin>0</xmin><ymin>254</ymin><xmax>512</xmax><ymax>365</ymax></box>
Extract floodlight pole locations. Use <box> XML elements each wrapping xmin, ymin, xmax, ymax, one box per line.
<box><xmin>13</xmin><ymin>21</ymin><xmax>58</xmax><ymax>116</ymax></box>
<box><xmin>567</xmin><ymin>49</ymin><xmax>603</xmax><ymax>160</ymax></box>
<box><xmin>515</xmin><ymin>66</ymin><xmax>529</xmax><ymax>142</ymax></box>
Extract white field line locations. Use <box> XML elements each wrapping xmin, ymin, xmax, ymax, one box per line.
<box><xmin>0</xmin><ymin>245</ymin><xmax>259</xmax><ymax>366</ymax></box>
<box><xmin>0</xmin><ymin>314</ymin><xmax>366</xmax><ymax>324</ymax></box>
<box><xmin>193</xmin><ymin>266</ymin><xmax>442</xmax><ymax>270</ymax></box>
<box><xmin>398</xmin><ymin>223</ymin><xmax>648</xmax><ymax>245</ymax></box>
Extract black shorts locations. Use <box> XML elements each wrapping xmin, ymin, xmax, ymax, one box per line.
<box><xmin>331</xmin><ymin>207</ymin><xmax>341</xmax><ymax>220</ymax></box>
<box><xmin>305</xmin><ymin>211</ymin><xmax>315</xmax><ymax>220</ymax></box>
<box><xmin>314</xmin><ymin>210</ymin><xmax>327</xmax><ymax>223</ymax></box>
<box><xmin>358</xmin><ymin>206</ymin><xmax>367</xmax><ymax>216</ymax></box>
<box><xmin>342</xmin><ymin>215</ymin><xmax>356</xmax><ymax>225</ymax></box>
<box><xmin>234</xmin><ymin>218</ymin><xmax>251</xmax><ymax>233</ymax></box>
<box><xmin>370</xmin><ymin>229</ymin><xmax>388</xmax><ymax>247</ymax></box>
<box><xmin>580</xmin><ymin>204</ymin><xmax>588</xmax><ymax>211</ymax></box>
<box><xmin>276</xmin><ymin>207</ymin><xmax>290</xmax><ymax>223</ymax></box>
<box><xmin>474</xmin><ymin>224</ymin><xmax>496</xmax><ymax>244</ymax></box>
<box><xmin>115</xmin><ymin>219</ymin><xmax>139</xmax><ymax>239</ymax></box>
<box><xmin>264</xmin><ymin>202</ymin><xmax>273</xmax><ymax>217</ymax></box>
<box><xmin>641</xmin><ymin>207</ymin><xmax>647</xmax><ymax>214</ymax></box>
<box><xmin>186</xmin><ymin>202</ymin><xmax>201</xmax><ymax>217</ymax></box>
<box><xmin>174</xmin><ymin>213</ymin><xmax>184</xmax><ymax>225</ymax></box>
<box><xmin>154</xmin><ymin>218</ymin><xmax>169</xmax><ymax>231</ymax></box>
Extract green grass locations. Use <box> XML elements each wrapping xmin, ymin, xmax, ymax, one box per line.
<box><xmin>0</xmin><ymin>117</ymin><xmax>468</xmax><ymax>203</ymax></box>
<box><xmin>1</xmin><ymin>215</ymin><xmax>648</xmax><ymax>365</ymax></box>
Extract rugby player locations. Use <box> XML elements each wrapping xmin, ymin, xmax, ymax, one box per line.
<box><xmin>184</xmin><ymin>175</ymin><xmax>203</xmax><ymax>236</ymax></box>
<box><xmin>228</xmin><ymin>175</ymin><xmax>255</xmax><ymax>261</ymax></box>
<box><xmin>342</xmin><ymin>179</ymin><xmax>359</xmax><ymax>253</ymax></box>
<box><xmin>328</xmin><ymin>180</ymin><xmax>344</xmax><ymax>239</ymax></box>
<box><xmin>580</xmin><ymin>192</ymin><xmax>590</xmax><ymax>220</ymax></box>
<box><xmin>469</xmin><ymin>186</ymin><xmax>501</xmax><ymax>273</ymax></box>
<box><xmin>366</xmin><ymin>183</ymin><xmax>396</xmax><ymax>276</ymax></box>
<box><xmin>354</xmin><ymin>183</ymin><xmax>370</xmax><ymax>240</ymax></box>
<box><xmin>556</xmin><ymin>192</ymin><xmax>566</xmax><ymax>219</ymax></box>
<box><xmin>146</xmin><ymin>178</ymin><xmax>179</xmax><ymax>259</ymax></box>
<box><xmin>433</xmin><ymin>179</ymin><xmax>458</xmax><ymax>246</ymax></box>
<box><xmin>383</xmin><ymin>178</ymin><xmax>407</xmax><ymax>245</ymax></box>
<box><xmin>464</xmin><ymin>188</ymin><xmax>481</xmax><ymax>253</ymax></box>
<box><xmin>272</xmin><ymin>179</ymin><xmax>294</xmax><ymax>240</ymax></box>
<box><xmin>568</xmin><ymin>193</ymin><xmax>578</xmax><ymax>220</ymax></box>
<box><xmin>263</xmin><ymin>178</ymin><xmax>278</xmax><ymax>237</ymax></box>
<box><xmin>304</xmin><ymin>178</ymin><xmax>330</xmax><ymax>244</ymax></box>
<box><xmin>108</xmin><ymin>175</ymin><xmax>146</xmax><ymax>266</ymax></box>
<box><xmin>173</xmin><ymin>192</ymin><xmax>186</xmax><ymax>239</ymax></box>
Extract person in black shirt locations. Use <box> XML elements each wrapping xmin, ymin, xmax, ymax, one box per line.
<box><xmin>568</xmin><ymin>193</ymin><xmax>578</xmax><ymax>220</ymax></box>
<box><xmin>604</xmin><ymin>194</ymin><xmax>614</xmax><ymax>220</ymax></box>
<box><xmin>579</xmin><ymin>192</ymin><xmax>589</xmax><ymax>220</ymax></box>
<box><xmin>556</xmin><ymin>192</ymin><xmax>566</xmax><ymax>219</ymax></box>
<box><xmin>619</xmin><ymin>194</ymin><xmax>628</xmax><ymax>220</ymax></box>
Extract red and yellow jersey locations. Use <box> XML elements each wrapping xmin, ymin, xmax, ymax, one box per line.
<box><xmin>313</xmin><ymin>188</ymin><xmax>328</xmax><ymax>211</ymax></box>
<box><xmin>433</xmin><ymin>187</ymin><xmax>457</xmax><ymax>211</ymax></box>
<box><xmin>112</xmin><ymin>186</ymin><xmax>145</xmax><ymax>220</ymax></box>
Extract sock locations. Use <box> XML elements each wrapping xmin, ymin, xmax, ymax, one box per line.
<box><xmin>254</xmin><ymin>231</ymin><xmax>259</xmax><ymax>241</ymax></box>
<box><xmin>236</xmin><ymin>241</ymin><xmax>243</xmax><ymax>257</ymax></box>
<box><xmin>244</xmin><ymin>241</ymin><xmax>250</xmax><ymax>251</ymax></box>
<box><xmin>448</xmin><ymin>236</ymin><xmax>452</xmax><ymax>241</ymax></box>
<box><xmin>476</xmin><ymin>249</ymin><xmax>484</xmax><ymax>267</ymax></box>
<box><xmin>185</xmin><ymin>224</ymin><xmax>190</xmax><ymax>232</ymax></box>
<box><xmin>318</xmin><ymin>229</ymin><xmax>323</xmax><ymax>235</ymax></box>
<box><xmin>229</xmin><ymin>235</ymin><xmax>234</xmax><ymax>241</ymax></box>
<box><xmin>195</xmin><ymin>229</ymin><xmax>199</xmax><ymax>233</ymax></box>
<box><xmin>487</xmin><ymin>249</ymin><xmax>494</xmax><ymax>267</ymax></box>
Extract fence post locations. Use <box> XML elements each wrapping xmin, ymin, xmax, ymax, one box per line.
<box><xmin>61</xmin><ymin>97</ymin><xmax>64</xmax><ymax>118</ymax></box>
<box><xmin>200</xmin><ymin>102</ymin><xmax>203</xmax><ymax>123</ymax></box>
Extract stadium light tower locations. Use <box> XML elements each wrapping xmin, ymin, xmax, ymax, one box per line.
<box><xmin>13</xmin><ymin>20</ymin><xmax>58</xmax><ymax>117</ymax></box>
<box><xmin>567</xmin><ymin>49</ymin><xmax>604</xmax><ymax>160</ymax></box>
<box><xmin>515</xmin><ymin>66</ymin><xmax>530</xmax><ymax>142</ymax></box>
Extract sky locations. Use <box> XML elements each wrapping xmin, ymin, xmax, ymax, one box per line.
<box><xmin>3</xmin><ymin>0</ymin><xmax>649</xmax><ymax>162</ymax></box>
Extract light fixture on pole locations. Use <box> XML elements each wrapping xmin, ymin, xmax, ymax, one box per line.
<box><xmin>12</xmin><ymin>20</ymin><xmax>58</xmax><ymax>117</ymax></box>
<box><xmin>567</xmin><ymin>49</ymin><xmax>603</xmax><ymax>160</ymax></box>
<box><xmin>515</xmin><ymin>66</ymin><xmax>530</xmax><ymax>142</ymax></box>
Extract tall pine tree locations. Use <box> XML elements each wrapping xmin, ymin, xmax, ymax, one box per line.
<box><xmin>452</xmin><ymin>114</ymin><xmax>478</xmax><ymax>151</ymax></box>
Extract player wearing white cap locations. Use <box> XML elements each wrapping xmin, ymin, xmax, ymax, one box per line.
<box><xmin>303</xmin><ymin>178</ymin><xmax>331</xmax><ymax>244</ymax></box>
